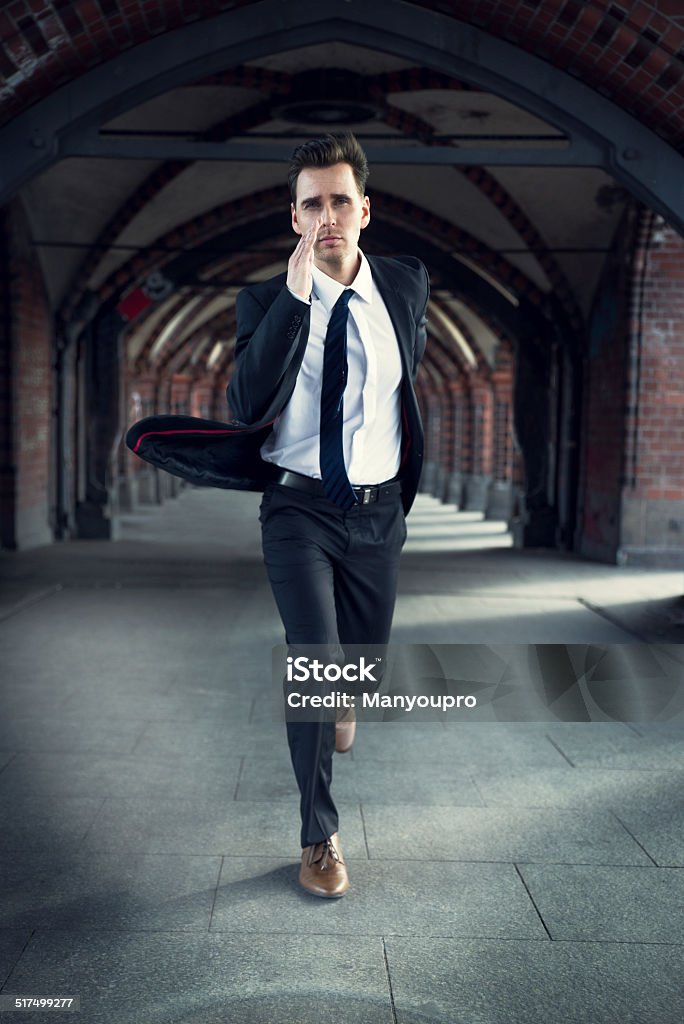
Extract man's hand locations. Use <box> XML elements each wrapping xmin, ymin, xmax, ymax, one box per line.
<box><xmin>286</xmin><ymin>216</ymin><xmax>321</xmax><ymax>301</ymax></box>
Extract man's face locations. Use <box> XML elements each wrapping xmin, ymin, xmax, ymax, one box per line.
<box><xmin>291</xmin><ymin>162</ymin><xmax>370</xmax><ymax>273</ymax></box>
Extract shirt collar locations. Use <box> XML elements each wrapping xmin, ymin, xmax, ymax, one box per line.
<box><xmin>311</xmin><ymin>249</ymin><xmax>373</xmax><ymax>313</ymax></box>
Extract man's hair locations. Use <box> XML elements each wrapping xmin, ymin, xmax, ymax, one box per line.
<box><xmin>288</xmin><ymin>132</ymin><xmax>369</xmax><ymax>204</ymax></box>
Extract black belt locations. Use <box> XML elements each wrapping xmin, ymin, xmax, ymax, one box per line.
<box><xmin>273</xmin><ymin>468</ymin><xmax>402</xmax><ymax>505</ymax></box>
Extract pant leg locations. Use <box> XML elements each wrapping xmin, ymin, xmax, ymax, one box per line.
<box><xmin>333</xmin><ymin>497</ymin><xmax>407</xmax><ymax>646</ymax></box>
<box><xmin>260</xmin><ymin>484</ymin><xmax>407</xmax><ymax>847</ymax></box>
<box><xmin>259</xmin><ymin>484</ymin><xmax>346</xmax><ymax>847</ymax></box>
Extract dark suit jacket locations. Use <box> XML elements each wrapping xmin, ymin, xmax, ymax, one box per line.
<box><xmin>126</xmin><ymin>253</ymin><xmax>429</xmax><ymax>515</ymax></box>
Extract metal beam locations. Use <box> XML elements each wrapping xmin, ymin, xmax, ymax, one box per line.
<box><xmin>57</xmin><ymin>133</ymin><xmax>603</xmax><ymax>167</ymax></box>
<box><xmin>107</xmin><ymin>210</ymin><xmax>547</xmax><ymax>346</ymax></box>
<box><xmin>0</xmin><ymin>0</ymin><xmax>683</xmax><ymax>232</ymax></box>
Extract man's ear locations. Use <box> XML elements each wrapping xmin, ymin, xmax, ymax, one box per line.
<box><xmin>291</xmin><ymin>203</ymin><xmax>302</xmax><ymax>236</ymax></box>
<box><xmin>360</xmin><ymin>195</ymin><xmax>371</xmax><ymax>231</ymax></box>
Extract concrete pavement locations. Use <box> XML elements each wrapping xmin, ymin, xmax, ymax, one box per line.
<box><xmin>0</xmin><ymin>486</ymin><xmax>682</xmax><ymax>1023</ymax></box>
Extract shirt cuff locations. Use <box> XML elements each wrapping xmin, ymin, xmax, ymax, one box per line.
<box><xmin>287</xmin><ymin>285</ymin><xmax>311</xmax><ymax>305</ymax></box>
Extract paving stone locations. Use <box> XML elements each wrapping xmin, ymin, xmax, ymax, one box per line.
<box><xmin>3</xmin><ymin>488</ymin><xmax>683</xmax><ymax>1022</ymax></box>
<box><xmin>1</xmin><ymin>660</ymin><xmax>177</xmax><ymax>691</ymax></box>
<box><xmin>0</xmin><ymin>844</ymin><xmax>84</xmax><ymax>897</ymax></box>
<box><xmin>0</xmin><ymin>930</ymin><xmax>33</xmax><ymax>988</ymax></box>
<box><xmin>235</xmin><ymin>755</ymin><xmax>350</xmax><ymax>801</ymax></box>
<box><xmin>385</xmin><ymin>937</ymin><xmax>684</xmax><ymax>1024</ymax></box>
<box><xmin>352</xmin><ymin>722</ymin><xmax>567</xmax><ymax>767</ymax></box>
<box><xmin>439</xmin><ymin>724</ymin><xmax>573</xmax><ymax>765</ymax></box>
<box><xmin>235</xmin><ymin>753</ymin><xmax>481</xmax><ymax>806</ymax></box>
<box><xmin>0</xmin><ymin>664</ymin><xmax>79</xmax><ymax>690</ymax></box>
<box><xmin>0</xmin><ymin>715</ymin><xmax>148</xmax><ymax>755</ymax></box>
<box><xmin>0</xmin><ymin>687</ymin><xmax>74</xmax><ymax>716</ymax></box>
<box><xmin>0</xmin><ymin>609</ymin><xmax>195</xmax><ymax>668</ymax></box>
<box><xmin>338</xmin><ymin>757</ymin><xmax>483</xmax><ymax>806</ymax></box>
<box><xmin>392</xmin><ymin>594</ymin><xmax>633</xmax><ymax>643</ymax></box>
<box><xmin>164</xmin><ymin>668</ymin><xmax>273</xmax><ymax>696</ymax></box>
<box><xmin>546</xmin><ymin>722</ymin><xmax>648</xmax><ymax>740</ymax></box>
<box><xmin>211</xmin><ymin>857</ymin><xmax>544</xmax><ymax>939</ymax></box>
<box><xmin>350</xmin><ymin>723</ymin><xmax>449</xmax><ymax>766</ymax></box>
<box><xmin>0</xmin><ymin>795</ymin><xmax>104</xmax><ymax>855</ymax></box>
<box><xmin>518</xmin><ymin>863</ymin><xmax>684</xmax><ymax>942</ymax></box>
<box><xmin>248</xmin><ymin>686</ymin><xmax>305</xmax><ymax>723</ymax></box>
<box><xmin>0</xmin><ymin>589</ymin><xmax>273</xmax><ymax>693</ymax></box>
<box><xmin>59</xmin><ymin>690</ymin><xmax>254</xmax><ymax>722</ymax></box>
<box><xmin>1</xmin><ymin>851</ymin><xmax>220</xmax><ymax>932</ymax></box>
<box><xmin>472</xmin><ymin>765</ymin><xmax>684</xmax><ymax>811</ymax></box>
<box><xmin>133</xmin><ymin>718</ymin><xmax>288</xmax><ymax>760</ymax></box>
<box><xmin>0</xmin><ymin>752</ymin><xmax>243</xmax><ymax>801</ymax></box>
<box><xmin>546</xmin><ymin>723</ymin><xmax>684</xmax><ymax>769</ymax></box>
<box><xmin>342</xmin><ymin>757</ymin><xmax>481</xmax><ymax>802</ymax></box>
<box><xmin>1</xmin><ymin>930</ymin><xmax>393</xmax><ymax>1024</ymax></box>
<box><xmin>631</xmin><ymin>723</ymin><xmax>684</xmax><ymax>736</ymax></box>
<box><xmin>236</xmin><ymin>745</ymin><xmax>481</xmax><ymax>806</ymax></box>
<box><xmin>0</xmin><ymin>584</ymin><xmax>59</xmax><ymax>621</ymax></box>
<box><xmin>610</xmin><ymin>805</ymin><xmax>684</xmax><ymax>866</ymax></box>
<box><xmin>361</xmin><ymin>804</ymin><xmax>651</xmax><ymax>865</ymax></box>
<box><xmin>441</xmin><ymin>722</ymin><xmax>558</xmax><ymax>733</ymax></box>
<box><xmin>83</xmin><ymin>796</ymin><xmax>367</xmax><ymax>857</ymax></box>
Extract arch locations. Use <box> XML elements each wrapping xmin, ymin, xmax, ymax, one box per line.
<box><xmin>0</xmin><ymin>0</ymin><xmax>682</xmax><ymax>234</ymax></box>
<box><xmin>53</xmin><ymin>63</ymin><xmax>582</xmax><ymax>332</ymax></box>
<box><xmin>106</xmin><ymin>197</ymin><xmax>555</xmax><ymax>351</ymax></box>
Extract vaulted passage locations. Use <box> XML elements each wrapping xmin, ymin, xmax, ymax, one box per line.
<box><xmin>2</xmin><ymin>1</ymin><xmax>684</xmax><ymax>565</ymax></box>
<box><xmin>1</xmin><ymin>6</ymin><xmax>684</xmax><ymax>1019</ymax></box>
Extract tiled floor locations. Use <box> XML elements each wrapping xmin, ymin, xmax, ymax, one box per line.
<box><xmin>0</xmin><ymin>487</ymin><xmax>682</xmax><ymax>1023</ymax></box>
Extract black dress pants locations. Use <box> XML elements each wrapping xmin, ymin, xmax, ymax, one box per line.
<box><xmin>259</xmin><ymin>480</ymin><xmax>407</xmax><ymax>847</ymax></box>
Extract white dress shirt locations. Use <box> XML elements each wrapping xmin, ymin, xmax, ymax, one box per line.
<box><xmin>259</xmin><ymin>250</ymin><xmax>403</xmax><ymax>485</ymax></box>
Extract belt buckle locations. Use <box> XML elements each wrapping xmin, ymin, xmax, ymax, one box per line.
<box><xmin>361</xmin><ymin>486</ymin><xmax>374</xmax><ymax>505</ymax></box>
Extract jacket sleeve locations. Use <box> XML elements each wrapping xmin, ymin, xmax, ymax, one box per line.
<box><xmin>227</xmin><ymin>284</ymin><xmax>310</xmax><ymax>426</ymax></box>
<box><xmin>412</xmin><ymin>260</ymin><xmax>430</xmax><ymax>382</ymax></box>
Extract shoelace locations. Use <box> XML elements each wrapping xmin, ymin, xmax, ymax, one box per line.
<box><xmin>307</xmin><ymin>837</ymin><xmax>343</xmax><ymax>871</ymax></box>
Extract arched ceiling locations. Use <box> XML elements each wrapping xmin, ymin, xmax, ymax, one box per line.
<box><xmin>5</xmin><ymin>0</ymin><xmax>676</xmax><ymax>386</ymax></box>
<box><xmin>15</xmin><ymin>49</ymin><xmax>628</xmax><ymax>368</ymax></box>
<box><xmin>2</xmin><ymin>2</ymin><xmax>683</xmax><ymax>145</ymax></box>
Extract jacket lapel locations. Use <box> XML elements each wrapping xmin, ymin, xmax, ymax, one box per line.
<box><xmin>366</xmin><ymin>256</ymin><xmax>414</xmax><ymax>379</ymax></box>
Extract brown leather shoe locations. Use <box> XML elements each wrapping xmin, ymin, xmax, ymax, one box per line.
<box><xmin>335</xmin><ymin>706</ymin><xmax>356</xmax><ymax>753</ymax></box>
<box><xmin>299</xmin><ymin>832</ymin><xmax>349</xmax><ymax>898</ymax></box>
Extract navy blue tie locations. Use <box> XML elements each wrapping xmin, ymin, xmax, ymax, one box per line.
<box><xmin>319</xmin><ymin>288</ymin><xmax>358</xmax><ymax>510</ymax></box>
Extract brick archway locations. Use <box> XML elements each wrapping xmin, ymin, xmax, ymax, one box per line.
<box><xmin>2</xmin><ymin>1</ymin><xmax>684</xmax><ymax>233</ymax></box>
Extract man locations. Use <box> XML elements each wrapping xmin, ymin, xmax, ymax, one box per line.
<box><xmin>227</xmin><ymin>133</ymin><xmax>429</xmax><ymax>898</ymax></box>
<box><xmin>126</xmin><ymin>131</ymin><xmax>429</xmax><ymax>899</ymax></box>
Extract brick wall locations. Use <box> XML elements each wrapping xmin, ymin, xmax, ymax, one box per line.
<box><xmin>492</xmin><ymin>340</ymin><xmax>514</xmax><ymax>482</ymax></box>
<box><xmin>579</xmin><ymin>204</ymin><xmax>684</xmax><ymax>565</ymax></box>
<box><xmin>619</xmin><ymin>212</ymin><xmax>684</xmax><ymax>564</ymax></box>
<box><xmin>191</xmin><ymin>380</ymin><xmax>215</xmax><ymax>420</ymax></box>
<box><xmin>2</xmin><ymin>2</ymin><xmax>684</xmax><ymax>152</ymax></box>
<box><xmin>1</xmin><ymin>199</ymin><xmax>53</xmax><ymax>549</ymax></box>
<box><xmin>577</xmin><ymin>206</ymin><xmax>634</xmax><ymax>563</ymax></box>
<box><xmin>0</xmin><ymin>206</ymin><xmax>14</xmax><ymax>547</ymax></box>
